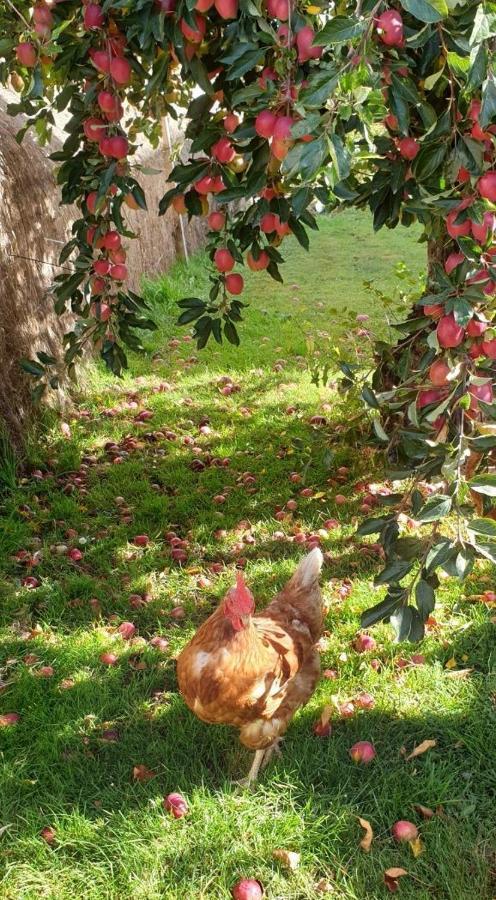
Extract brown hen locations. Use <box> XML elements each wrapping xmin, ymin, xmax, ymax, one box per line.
<box><xmin>176</xmin><ymin>547</ymin><xmax>324</xmax><ymax>783</ymax></box>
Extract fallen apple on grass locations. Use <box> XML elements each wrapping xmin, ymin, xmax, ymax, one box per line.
<box><xmin>232</xmin><ymin>879</ymin><xmax>263</xmax><ymax>899</ymax></box>
<box><xmin>349</xmin><ymin>741</ymin><xmax>376</xmax><ymax>764</ymax></box>
<box><xmin>164</xmin><ymin>792</ymin><xmax>188</xmax><ymax>818</ymax></box>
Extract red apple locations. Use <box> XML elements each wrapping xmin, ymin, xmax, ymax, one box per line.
<box><xmin>354</xmin><ymin>633</ymin><xmax>376</xmax><ymax>652</ymax></box>
<box><xmin>110</xmin><ymin>56</ymin><xmax>131</xmax><ymax>85</ymax></box>
<box><xmin>446</xmin><ymin>207</ymin><xmax>471</xmax><ymax>239</ymax></box>
<box><xmin>423</xmin><ymin>303</ymin><xmax>443</xmax><ymax>318</ymax></box>
<box><xmin>110</xmin><ymin>264</ymin><xmax>128</xmax><ymax>280</ymax></box>
<box><xmin>437</xmin><ymin>313</ymin><xmax>464</xmax><ymax>348</ymax></box>
<box><xmin>247</xmin><ymin>250</ymin><xmax>269</xmax><ymax>271</ymax></box>
<box><xmin>90</xmin><ymin>48</ymin><xmax>110</xmax><ymax>74</ymax></box>
<box><xmin>232</xmin><ymin>879</ymin><xmax>263</xmax><ymax>900</ymax></box>
<box><xmin>16</xmin><ymin>42</ymin><xmax>37</xmax><ymax>67</ymax></box>
<box><xmin>180</xmin><ymin>13</ymin><xmax>206</xmax><ymax>43</ymax></box>
<box><xmin>392</xmin><ymin>820</ymin><xmax>418</xmax><ymax>842</ymax></box>
<box><xmin>212</xmin><ymin>136</ymin><xmax>235</xmax><ymax>164</ymax></box>
<box><xmin>376</xmin><ymin>9</ymin><xmax>403</xmax><ymax>46</ymax></box>
<box><xmin>224</xmin><ymin>113</ymin><xmax>239</xmax><ymax>133</ymax></box>
<box><xmin>478</xmin><ymin>171</ymin><xmax>496</xmax><ymax>202</ymax></box>
<box><xmin>429</xmin><ymin>359</ymin><xmax>451</xmax><ymax>386</ymax></box>
<box><xmin>466</xmin><ymin>318</ymin><xmax>487</xmax><ymax>337</ymax></box>
<box><xmin>296</xmin><ymin>25</ymin><xmax>323</xmax><ymax>62</ymax></box>
<box><xmin>83</xmin><ymin>117</ymin><xmax>106</xmax><ymax>142</ymax></box>
<box><xmin>84</xmin><ymin>3</ymin><xmax>104</xmax><ymax>28</ymax></box>
<box><xmin>255</xmin><ymin>109</ymin><xmax>277</xmax><ymax>139</ymax></box>
<box><xmin>214</xmin><ymin>248</ymin><xmax>235</xmax><ymax>272</ymax></box>
<box><xmin>397</xmin><ymin>136</ymin><xmax>420</xmax><ymax>160</ymax></box>
<box><xmin>214</xmin><ymin>0</ymin><xmax>238</xmax><ymax>18</ymax></box>
<box><xmin>208</xmin><ymin>210</ymin><xmax>226</xmax><ymax>231</ymax></box>
<box><xmin>164</xmin><ymin>792</ymin><xmax>188</xmax><ymax>818</ymax></box>
<box><xmin>118</xmin><ymin>621</ymin><xmax>136</xmax><ymax>639</ymax></box>
<box><xmin>349</xmin><ymin>740</ymin><xmax>376</xmax><ymax>763</ymax></box>
<box><xmin>260</xmin><ymin>212</ymin><xmax>280</xmax><ymax>233</ymax></box>
<box><xmin>225</xmin><ymin>273</ymin><xmax>244</xmax><ymax>294</ymax></box>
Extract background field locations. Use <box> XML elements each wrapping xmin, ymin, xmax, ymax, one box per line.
<box><xmin>1</xmin><ymin>210</ymin><xmax>495</xmax><ymax>899</ymax></box>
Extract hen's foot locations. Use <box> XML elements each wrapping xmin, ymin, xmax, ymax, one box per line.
<box><xmin>237</xmin><ymin>739</ymin><xmax>284</xmax><ymax>788</ymax></box>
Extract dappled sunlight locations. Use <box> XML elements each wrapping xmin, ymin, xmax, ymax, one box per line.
<box><xmin>1</xmin><ymin>212</ymin><xmax>494</xmax><ymax>899</ymax></box>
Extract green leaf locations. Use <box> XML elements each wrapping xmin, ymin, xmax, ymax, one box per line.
<box><xmin>361</xmin><ymin>385</ymin><xmax>379</xmax><ymax>409</ymax></box>
<box><xmin>177</xmin><ymin>297</ymin><xmax>206</xmax><ymax>309</ymax></box>
<box><xmin>446</xmin><ymin>52</ymin><xmax>470</xmax><ymax>79</ymax></box>
<box><xmin>473</xmin><ymin>540</ymin><xmax>496</xmax><ymax>564</ymax></box>
<box><xmin>282</xmin><ymin>136</ymin><xmax>328</xmax><ymax>181</ymax></box>
<box><xmin>177</xmin><ymin>307</ymin><xmax>202</xmax><ymax>325</ymax></box>
<box><xmin>225</xmin><ymin>47</ymin><xmax>266</xmax><ymax>80</ymax></box>
<box><xmin>425</xmin><ymin>538</ymin><xmax>454</xmax><ymax>572</ymax></box>
<box><xmin>467</xmin><ymin>43</ymin><xmax>488</xmax><ymax>90</ymax></box>
<box><xmin>399</xmin><ymin>0</ymin><xmax>448</xmax><ymax>23</ymax></box>
<box><xmin>374</xmin><ymin>560</ymin><xmax>413</xmax><ymax>586</ymax></box>
<box><xmin>372</xmin><ymin>419</ymin><xmax>389</xmax><ymax>443</ymax></box>
<box><xmin>288</xmin><ymin>217</ymin><xmax>309</xmax><ymax>250</ymax></box>
<box><xmin>470</xmin><ymin>435</ymin><xmax>496</xmax><ymax>451</ymax></box>
<box><xmin>412</xmin><ymin>143</ymin><xmax>447</xmax><ymax>182</ymax></box>
<box><xmin>407</xmin><ymin>608</ymin><xmax>426</xmax><ymax>642</ymax></box>
<box><xmin>415</xmin><ymin>579</ymin><xmax>435</xmax><ymax>619</ymax></box>
<box><xmin>469</xmin><ymin>518</ymin><xmax>496</xmax><ymax>537</ymax></box>
<box><xmin>357</xmin><ymin>516</ymin><xmax>394</xmax><ymax>536</ymax></box>
<box><xmin>390</xmin><ymin>605</ymin><xmax>413</xmax><ymax>641</ymax></box>
<box><xmin>20</xmin><ymin>359</ymin><xmax>45</xmax><ymax>378</ymax></box>
<box><xmin>328</xmin><ymin>133</ymin><xmax>351</xmax><ymax>181</ymax></box>
<box><xmin>455</xmin><ymin>548</ymin><xmax>474</xmax><ymax>580</ymax></box>
<box><xmin>317</xmin><ymin>16</ymin><xmax>365</xmax><ymax>44</ymax></box>
<box><xmin>360</xmin><ymin>593</ymin><xmax>404</xmax><ymax>628</ymax></box>
<box><xmin>291</xmin><ymin>114</ymin><xmax>321</xmax><ymax>139</ymax></box>
<box><xmin>469</xmin><ymin>474</ymin><xmax>496</xmax><ymax>496</ymax></box>
<box><xmin>480</xmin><ymin>76</ymin><xmax>496</xmax><ymax>129</ymax></box>
<box><xmin>470</xmin><ymin>6</ymin><xmax>496</xmax><ymax>45</ymax></box>
<box><xmin>416</xmin><ymin>495</ymin><xmax>452</xmax><ymax>522</ymax></box>
<box><xmin>224</xmin><ymin>320</ymin><xmax>240</xmax><ymax>346</ymax></box>
<box><xmin>298</xmin><ymin>67</ymin><xmax>339</xmax><ymax>107</ymax></box>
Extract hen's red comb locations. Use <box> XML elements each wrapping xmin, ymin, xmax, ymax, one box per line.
<box><xmin>232</xmin><ymin>570</ymin><xmax>254</xmax><ymax>612</ymax></box>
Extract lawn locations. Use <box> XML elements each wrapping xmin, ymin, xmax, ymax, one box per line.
<box><xmin>1</xmin><ymin>209</ymin><xmax>495</xmax><ymax>900</ymax></box>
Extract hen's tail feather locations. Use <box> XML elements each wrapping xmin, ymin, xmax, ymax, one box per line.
<box><xmin>293</xmin><ymin>547</ymin><xmax>323</xmax><ymax>588</ymax></box>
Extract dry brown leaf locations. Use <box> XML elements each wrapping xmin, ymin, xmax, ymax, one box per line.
<box><xmin>444</xmin><ymin>668</ymin><xmax>473</xmax><ymax>679</ymax></box>
<box><xmin>384</xmin><ymin>868</ymin><xmax>408</xmax><ymax>893</ymax></box>
<box><xmin>132</xmin><ymin>764</ymin><xmax>156</xmax><ymax>782</ymax></box>
<box><xmin>409</xmin><ymin>836</ymin><xmax>424</xmax><ymax>858</ymax></box>
<box><xmin>357</xmin><ymin>817</ymin><xmax>373</xmax><ymax>852</ymax></box>
<box><xmin>405</xmin><ymin>739</ymin><xmax>437</xmax><ymax>761</ymax></box>
<box><xmin>412</xmin><ymin>804</ymin><xmax>434</xmax><ymax>820</ymax></box>
<box><xmin>272</xmin><ymin>849</ymin><xmax>300</xmax><ymax>870</ymax></box>
<box><xmin>315</xmin><ymin>878</ymin><xmax>334</xmax><ymax>894</ymax></box>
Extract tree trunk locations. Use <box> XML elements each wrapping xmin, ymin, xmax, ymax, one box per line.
<box><xmin>427</xmin><ymin>235</ymin><xmax>448</xmax><ymax>280</ymax></box>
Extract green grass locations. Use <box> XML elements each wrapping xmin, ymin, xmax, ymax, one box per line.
<box><xmin>1</xmin><ymin>210</ymin><xmax>495</xmax><ymax>900</ymax></box>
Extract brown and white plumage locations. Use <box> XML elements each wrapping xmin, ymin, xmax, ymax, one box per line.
<box><xmin>176</xmin><ymin>547</ymin><xmax>324</xmax><ymax>783</ymax></box>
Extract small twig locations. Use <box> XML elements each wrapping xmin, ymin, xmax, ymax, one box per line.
<box><xmin>437</xmin><ymin>23</ymin><xmax>458</xmax><ymax>144</ymax></box>
<box><xmin>10</xmin><ymin>253</ymin><xmax>73</xmax><ymax>272</ymax></box>
<box><xmin>4</xmin><ymin>0</ymin><xmax>31</xmax><ymax>29</ymax></box>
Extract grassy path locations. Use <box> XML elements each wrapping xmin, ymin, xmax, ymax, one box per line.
<box><xmin>0</xmin><ymin>211</ymin><xmax>495</xmax><ymax>899</ymax></box>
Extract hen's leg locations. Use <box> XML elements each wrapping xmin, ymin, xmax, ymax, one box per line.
<box><xmin>260</xmin><ymin>737</ymin><xmax>283</xmax><ymax>770</ymax></box>
<box><xmin>238</xmin><ymin>749</ymin><xmax>266</xmax><ymax>788</ymax></box>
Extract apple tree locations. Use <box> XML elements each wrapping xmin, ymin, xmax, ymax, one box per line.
<box><xmin>2</xmin><ymin>0</ymin><xmax>496</xmax><ymax>638</ymax></box>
